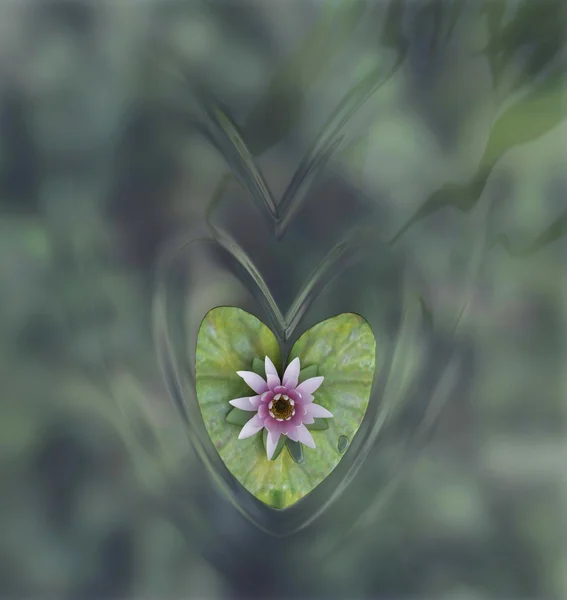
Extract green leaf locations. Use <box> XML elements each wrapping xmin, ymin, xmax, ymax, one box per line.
<box><xmin>337</xmin><ymin>436</ymin><xmax>349</xmax><ymax>453</ymax></box>
<box><xmin>196</xmin><ymin>308</ymin><xmax>376</xmax><ymax>509</ymax></box>
<box><xmin>262</xmin><ymin>428</ymin><xmax>286</xmax><ymax>461</ymax></box>
<box><xmin>298</xmin><ymin>364</ymin><xmax>318</xmax><ymax>383</ymax></box>
<box><xmin>306</xmin><ymin>418</ymin><xmax>329</xmax><ymax>431</ymax></box>
<box><xmin>388</xmin><ymin>53</ymin><xmax>567</xmax><ymax>247</ymax></box>
<box><xmin>492</xmin><ymin>209</ymin><xmax>567</xmax><ymax>257</ymax></box>
<box><xmin>285</xmin><ymin>439</ymin><xmax>304</xmax><ymax>464</ymax></box>
<box><xmin>482</xmin><ymin>72</ymin><xmax>567</xmax><ymax>169</ymax></box>
<box><xmin>252</xmin><ymin>357</ymin><xmax>265</xmax><ymax>376</ymax></box>
<box><xmin>484</xmin><ymin>0</ymin><xmax>566</xmax><ymax>90</ymax></box>
<box><xmin>226</xmin><ymin>407</ymin><xmax>252</xmax><ymax>427</ymax></box>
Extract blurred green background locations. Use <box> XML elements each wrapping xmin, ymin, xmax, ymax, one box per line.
<box><xmin>0</xmin><ymin>0</ymin><xmax>566</xmax><ymax>598</ymax></box>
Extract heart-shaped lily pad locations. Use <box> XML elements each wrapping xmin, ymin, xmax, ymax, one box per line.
<box><xmin>195</xmin><ymin>306</ymin><xmax>376</xmax><ymax>509</ymax></box>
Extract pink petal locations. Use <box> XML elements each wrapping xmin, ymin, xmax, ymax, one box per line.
<box><xmin>287</xmin><ymin>407</ymin><xmax>305</xmax><ymax>426</ymax></box>
<box><xmin>301</xmin><ymin>410</ymin><xmax>315</xmax><ymax>425</ymax></box>
<box><xmin>288</xmin><ymin>389</ymin><xmax>313</xmax><ymax>405</ymax></box>
<box><xmin>307</xmin><ymin>403</ymin><xmax>333</xmax><ymax>419</ymax></box>
<box><xmin>296</xmin><ymin>376</ymin><xmax>324</xmax><ymax>396</ymax></box>
<box><xmin>265</xmin><ymin>417</ymin><xmax>286</xmax><ymax>435</ymax></box>
<box><xmin>258</xmin><ymin>404</ymin><xmax>269</xmax><ymax>419</ymax></box>
<box><xmin>249</xmin><ymin>395</ymin><xmax>262</xmax><ymax>409</ymax></box>
<box><xmin>229</xmin><ymin>397</ymin><xmax>257</xmax><ymax>411</ymax></box>
<box><xmin>286</xmin><ymin>389</ymin><xmax>300</xmax><ymax>403</ymax></box>
<box><xmin>283</xmin><ymin>357</ymin><xmax>300</xmax><ymax>389</ymax></box>
<box><xmin>278</xmin><ymin>420</ymin><xmax>296</xmax><ymax>435</ymax></box>
<box><xmin>264</xmin><ymin>356</ymin><xmax>279</xmax><ymax>379</ymax></box>
<box><xmin>237</xmin><ymin>371</ymin><xmax>268</xmax><ymax>394</ymax></box>
<box><xmin>296</xmin><ymin>424</ymin><xmax>316</xmax><ymax>448</ymax></box>
<box><xmin>266</xmin><ymin>429</ymin><xmax>281</xmax><ymax>460</ymax></box>
<box><xmin>238</xmin><ymin>414</ymin><xmax>264</xmax><ymax>439</ymax></box>
<box><xmin>261</xmin><ymin>391</ymin><xmax>274</xmax><ymax>403</ymax></box>
<box><xmin>267</xmin><ymin>374</ymin><xmax>280</xmax><ymax>391</ymax></box>
<box><xmin>286</xmin><ymin>426</ymin><xmax>300</xmax><ymax>442</ymax></box>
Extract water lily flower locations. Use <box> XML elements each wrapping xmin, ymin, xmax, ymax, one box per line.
<box><xmin>229</xmin><ymin>356</ymin><xmax>333</xmax><ymax>460</ymax></box>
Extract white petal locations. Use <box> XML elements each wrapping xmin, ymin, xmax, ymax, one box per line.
<box><xmin>266</xmin><ymin>429</ymin><xmax>281</xmax><ymax>460</ymax></box>
<box><xmin>296</xmin><ymin>424</ymin><xmax>316</xmax><ymax>448</ymax></box>
<box><xmin>238</xmin><ymin>414</ymin><xmax>264</xmax><ymax>439</ymax></box>
<box><xmin>307</xmin><ymin>403</ymin><xmax>334</xmax><ymax>419</ymax></box>
<box><xmin>296</xmin><ymin>376</ymin><xmax>324</xmax><ymax>396</ymax></box>
<box><xmin>283</xmin><ymin>357</ymin><xmax>301</xmax><ymax>389</ymax></box>
<box><xmin>249</xmin><ymin>395</ymin><xmax>262</xmax><ymax>409</ymax></box>
<box><xmin>229</xmin><ymin>397</ymin><xmax>256</xmax><ymax>411</ymax></box>
<box><xmin>236</xmin><ymin>371</ymin><xmax>268</xmax><ymax>394</ymax></box>
<box><xmin>267</xmin><ymin>374</ymin><xmax>280</xmax><ymax>391</ymax></box>
<box><xmin>264</xmin><ymin>356</ymin><xmax>279</xmax><ymax>379</ymax></box>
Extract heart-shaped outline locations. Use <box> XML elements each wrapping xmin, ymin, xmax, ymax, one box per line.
<box><xmin>152</xmin><ymin>52</ymin><xmax>476</xmax><ymax>535</ymax></box>
<box><xmin>153</xmin><ymin>224</ymin><xmax>423</xmax><ymax>535</ymax></box>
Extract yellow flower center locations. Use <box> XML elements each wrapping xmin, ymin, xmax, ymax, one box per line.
<box><xmin>269</xmin><ymin>394</ymin><xmax>295</xmax><ymax>421</ymax></box>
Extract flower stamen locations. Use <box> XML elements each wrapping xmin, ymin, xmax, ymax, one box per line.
<box><xmin>269</xmin><ymin>394</ymin><xmax>295</xmax><ymax>421</ymax></box>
